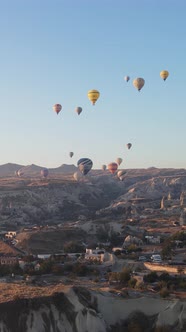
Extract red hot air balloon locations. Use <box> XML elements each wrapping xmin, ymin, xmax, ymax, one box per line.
<box><xmin>108</xmin><ymin>162</ymin><xmax>118</xmax><ymax>174</ymax></box>
<box><xmin>53</xmin><ymin>104</ymin><xmax>62</xmax><ymax>115</ymax></box>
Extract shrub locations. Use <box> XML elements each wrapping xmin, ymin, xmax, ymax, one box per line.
<box><xmin>154</xmin><ymin>326</ymin><xmax>170</xmax><ymax>332</ymax></box>
<box><xmin>143</xmin><ymin>272</ymin><xmax>158</xmax><ymax>283</ymax></box>
<box><xmin>159</xmin><ymin>272</ymin><xmax>170</xmax><ymax>282</ymax></box>
<box><xmin>128</xmin><ymin>278</ymin><xmax>137</xmax><ymax>288</ymax></box>
<box><xmin>159</xmin><ymin>287</ymin><xmax>169</xmax><ymax>298</ymax></box>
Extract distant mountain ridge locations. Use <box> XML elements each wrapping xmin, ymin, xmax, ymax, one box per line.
<box><xmin>0</xmin><ymin>163</ymin><xmax>78</xmax><ymax>177</ymax></box>
<box><xmin>0</xmin><ymin>163</ymin><xmax>185</xmax><ymax>177</ymax></box>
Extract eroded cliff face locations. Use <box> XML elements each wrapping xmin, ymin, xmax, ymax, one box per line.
<box><xmin>0</xmin><ymin>286</ymin><xmax>185</xmax><ymax>332</ymax></box>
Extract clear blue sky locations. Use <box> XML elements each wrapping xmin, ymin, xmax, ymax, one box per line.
<box><xmin>0</xmin><ymin>0</ymin><xmax>186</xmax><ymax>169</ymax></box>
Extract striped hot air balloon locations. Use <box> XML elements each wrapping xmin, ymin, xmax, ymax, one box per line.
<box><xmin>87</xmin><ymin>90</ymin><xmax>100</xmax><ymax>105</ymax></box>
<box><xmin>77</xmin><ymin>158</ymin><xmax>93</xmax><ymax>175</ymax></box>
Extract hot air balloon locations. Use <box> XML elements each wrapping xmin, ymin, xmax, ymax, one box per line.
<box><xmin>117</xmin><ymin>170</ymin><xmax>127</xmax><ymax>181</ymax></box>
<box><xmin>116</xmin><ymin>158</ymin><xmax>123</xmax><ymax>166</ymax></box>
<box><xmin>160</xmin><ymin>70</ymin><xmax>169</xmax><ymax>81</ymax></box>
<box><xmin>108</xmin><ymin>162</ymin><xmax>118</xmax><ymax>174</ymax></box>
<box><xmin>126</xmin><ymin>143</ymin><xmax>132</xmax><ymax>150</ymax></box>
<box><xmin>87</xmin><ymin>90</ymin><xmax>100</xmax><ymax>105</ymax></box>
<box><xmin>75</xmin><ymin>107</ymin><xmax>82</xmax><ymax>115</ymax></box>
<box><xmin>17</xmin><ymin>169</ymin><xmax>24</xmax><ymax>177</ymax></box>
<box><xmin>73</xmin><ymin>171</ymin><xmax>83</xmax><ymax>182</ymax></box>
<box><xmin>124</xmin><ymin>76</ymin><xmax>130</xmax><ymax>82</ymax></box>
<box><xmin>102</xmin><ymin>164</ymin><xmax>107</xmax><ymax>171</ymax></box>
<box><xmin>77</xmin><ymin>158</ymin><xmax>93</xmax><ymax>175</ymax></box>
<box><xmin>53</xmin><ymin>104</ymin><xmax>62</xmax><ymax>115</ymax></box>
<box><xmin>69</xmin><ymin>152</ymin><xmax>74</xmax><ymax>158</ymax></box>
<box><xmin>133</xmin><ymin>78</ymin><xmax>145</xmax><ymax>91</ymax></box>
<box><xmin>41</xmin><ymin>168</ymin><xmax>48</xmax><ymax>178</ymax></box>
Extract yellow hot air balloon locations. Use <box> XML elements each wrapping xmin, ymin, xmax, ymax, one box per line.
<box><xmin>87</xmin><ymin>89</ymin><xmax>100</xmax><ymax>105</ymax></box>
<box><xmin>133</xmin><ymin>78</ymin><xmax>145</xmax><ymax>91</ymax></box>
<box><xmin>160</xmin><ymin>70</ymin><xmax>169</xmax><ymax>81</ymax></box>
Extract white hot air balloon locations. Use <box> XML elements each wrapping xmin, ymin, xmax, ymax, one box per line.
<box><xmin>73</xmin><ymin>171</ymin><xmax>83</xmax><ymax>182</ymax></box>
<box><xmin>124</xmin><ymin>76</ymin><xmax>130</xmax><ymax>82</ymax></box>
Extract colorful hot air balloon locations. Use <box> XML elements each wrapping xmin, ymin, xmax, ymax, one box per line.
<box><xmin>160</xmin><ymin>70</ymin><xmax>169</xmax><ymax>81</ymax></box>
<box><xmin>133</xmin><ymin>78</ymin><xmax>145</xmax><ymax>91</ymax></box>
<box><xmin>53</xmin><ymin>104</ymin><xmax>62</xmax><ymax>115</ymax></box>
<box><xmin>87</xmin><ymin>90</ymin><xmax>100</xmax><ymax>105</ymax></box>
<box><xmin>69</xmin><ymin>152</ymin><xmax>74</xmax><ymax>158</ymax></box>
<box><xmin>77</xmin><ymin>158</ymin><xmax>93</xmax><ymax>175</ymax></box>
<box><xmin>102</xmin><ymin>164</ymin><xmax>107</xmax><ymax>171</ymax></box>
<box><xmin>124</xmin><ymin>76</ymin><xmax>130</xmax><ymax>82</ymax></box>
<box><xmin>116</xmin><ymin>158</ymin><xmax>123</xmax><ymax>166</ymax></box>
<box><xmin>117</xmin><ymin>170</ymin><xmax>127</xmax><ymax>181</ymax></box>
<box><xmin>108</xmin><ymin>162</ymin><xmax>118</xmax><ymax>174</ymax></box>
<box><xmin>126</xmin><ymin>143</ymin><xmax>132</xmax><ymax>150</ymax></box>
<box><xmin>75</xmin><ymin>107</ymin><xmax>82</xmax><ymax>115</ymax></box>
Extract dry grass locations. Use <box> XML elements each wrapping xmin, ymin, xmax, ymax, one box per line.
<box><xmin>0</xmin><ymin>282</ymin><xmax>69</xmax><ymax>304</ymax></box>
<box><xmin>16</xmin><ymin>228</ymin><xmax>87</xmax><ymax>254</ymax></box>
<box><xmin>0</xmin><ymin>241</ymin><xmax>20</xmax><ymax>256</ymax></box>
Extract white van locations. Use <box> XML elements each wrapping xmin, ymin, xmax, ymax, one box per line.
<box><xmin>151</xmin><ymin>254</ymin><xmax>162</xmax><ymax>263</ymax></box>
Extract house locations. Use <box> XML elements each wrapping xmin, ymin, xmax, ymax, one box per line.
<box><xmin>123</xmin><ymin>235</ymin><xmax>143</xmax><ymax>247</ymax></box>
<box><xmin>7</xmin><ymin>231</ymin><xmax>16</xmax><ymax>237</ymax></box>
<box><xmin>145</xmin><ymin>236</ymin><xmax>161</xmax><ymax>244</ymax></box>
<box><xmin>34</xmin><ymin>263</ymin><xmax>41</xmax><ymax>271</ymax></box>
<box><xmin>85</xmin><ymin>248</ymin><xmax>105</xmax><ymax>262</ymax></box>
<box><xmin>37</xmin><ymin>254</ymin><xmax>52</xmax><ymax>260</ymax></box>
<box><xmin>86</xmin><ymin>248</ymin><xmax>105</xmax><ymax>255</ymax></box>
<box><xmin>0</xmin><ymin>256</ymin><xmax>18</xmax><ymax>265</ymax></box>
<box><xmin>5</xmin><ymin>231</ymin><xmax>17</xmax><ymax>239</ymax></box>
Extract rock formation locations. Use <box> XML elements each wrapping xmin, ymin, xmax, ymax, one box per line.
<box><xmin>0</xmin><ymin>286</ymin><xmax>185</xmax><ymax>331</ymax></box>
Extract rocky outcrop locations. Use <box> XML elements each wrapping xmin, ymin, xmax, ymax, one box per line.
<box><xmin>0</xmin><ymin>286</ymin><xmax>185</xmax><ymax>331</ymax></box>
<box><xmin>0</xmin><ymin>182</ymin><xmax>113</xmax><ymax>224</ymax></box>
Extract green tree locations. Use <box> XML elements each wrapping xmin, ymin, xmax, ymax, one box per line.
<box><xmin>119</xmin><ymin>267</ymin><xmax>131</xmax><ymax>284</ymax></box>
<box><xmin>143</xmin><ymin>271</ymin><xmax>158</xmax><ymax>283</ymax></box>
<box><xmin>40</xmin><ymin>260</ymin><xmax>53</xmax><ymax>274</ymax></box>
<box><xmin>177</xmin><ymin>266</ymin><xmax>184</xmax><ymax>275</ymax></box>
<box><xmin>128</xmin><ymin>278</ymin><xmax>137</xmax><ymax>288</ymax></box>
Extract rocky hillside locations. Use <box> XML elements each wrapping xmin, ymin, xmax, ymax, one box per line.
<box><xmin>1</xmin><ymin>168</ymin><xmax>186</xmax><ymax>227</ymax></box>
<box><xmin>0</xmin><ymin>285</ymin><xmax>185</xmax><ymax>331</ymax></box>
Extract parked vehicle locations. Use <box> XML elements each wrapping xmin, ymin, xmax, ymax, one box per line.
<box><xmin>151</xmin><ymin>254</ymin><xmax>162</xmax><ymax>263</ymax></box>
<box><xmin>138</xmin><ymin>256</ymin><xmax>147</xmax><ymax>261</ymax></box>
